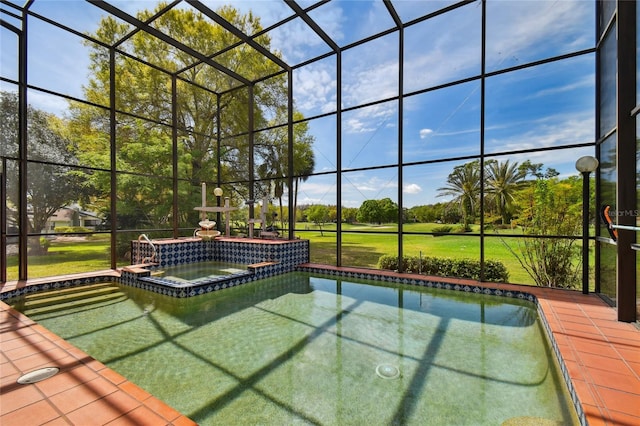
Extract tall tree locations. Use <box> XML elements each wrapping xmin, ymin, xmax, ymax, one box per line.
<box><xmin>70</xmin><ymin>3</ymin><xmax>306</xmax><ymax>229</ymax></box>
<box><xmin>357</xmin><ymin>200</ymin><xmax>383</xmax><ymax>224</ymax></box>
<box><xmin>356</xmin><ymin>198</ymin><xmax>398</xmax><ymax>224</ymax></box>
<box><xmin>485</xmin><ymin>159</ymin><xmax>526</xmax><ymax>225</ymax></box>
<box><xmin>1</xmin><ymin>91</ymin><xmax>86</xmax><ymax>250</ymax></box>
<box><xmin>256</xmin><ymin>112</ymin><xmax>315</xmax><ymax>230</ymax></box>
<box><xmin>437</xmin><ymin>160</ymin><xmax>480</xmax><ymax>229</ymax></box>
<box><xmin>306</xmin><ymin>204</ymin><xmax>329</xmax><ymax>236</ymax></box>
<box><xmin>378</xmin><ymin>198</ymin><xmax>399</xmax><ymax>223</ymax></box>
<box><xmin>291</xmin><ymin>122</ymin><xmax>316</xmax><ymax>225</ymax></box>
<box><xmin>342</xmin><ymin>207</ymin><xmax>358</xmax><ymax>224</ymax></box>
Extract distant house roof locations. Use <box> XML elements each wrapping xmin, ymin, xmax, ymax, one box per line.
<box><xmin>49</xmin><ymin>206</ymin><xmax>103</xmax><ymax>222</ymax></box>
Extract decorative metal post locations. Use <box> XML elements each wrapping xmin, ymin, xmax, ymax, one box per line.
<box><xmin>575</xmin><ymin>156</ymin><xmax>599</xmax><ymax>294</ymax></box>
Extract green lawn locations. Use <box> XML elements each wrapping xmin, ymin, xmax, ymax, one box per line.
<box><xmin>5</xmin><ymin>236</ymin><xmax>112</xmax><ymax>282</ymax></box>
<box><xmin>5</xmin><ymin>223</ymin><xmax>594</xmax><ymax>289</ymax></box>
<box><xmin>298</xmin><ymin>222</ymin><xmax>593</xmax><ymax>287</ymax></box>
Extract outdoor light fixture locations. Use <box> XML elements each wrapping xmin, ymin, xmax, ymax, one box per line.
<box><xmin>213</xmin><ymin>187</ymin><xmax>223</xmax><ymax>197</ymax></box>
<box><xmin>575</xmin><ymin>155</ymin><xmax>599</xmax><ymax>174</ymax></box>
<box><xmin>575</xmin><ymin>155</ymin><xmax>598</xmax><ymax>294</ymax></box>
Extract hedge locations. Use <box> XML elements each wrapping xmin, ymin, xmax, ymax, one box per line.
<box><xmin>377</xmin><ymin>255</ymin><xmax>509</xmax><ymax>283</ymax></box>
<box><xmin>54</xmin><ymin>226</ymin><xmax>93</xmax><ymax>234</ymax></box>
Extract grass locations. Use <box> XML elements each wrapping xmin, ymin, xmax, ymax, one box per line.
<box><xmin>298</xmin><ymin>222</ymin><xmax>593</xmax><ymax>287</ymax></box>
<box><xmin>5</xmin><ymin>236</ymin><xmax>111</xmax><ymax>282</ymax></box>
<box><xmin>5</xmin><ymin>223</ymin><xmax>595</xmax><ymax>288</ymax></box>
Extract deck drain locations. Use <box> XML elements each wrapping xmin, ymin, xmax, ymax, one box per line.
<box><xmin>17</xmin><ymin>367</ymin><xmax>59</xmax><ymax>384</ymax></box>
<box><xmin>376</xmin><ymin>364</ymin><xmax>400</xmax><ymax>379</ymax></box>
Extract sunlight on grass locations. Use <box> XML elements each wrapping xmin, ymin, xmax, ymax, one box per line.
<box><xmin>299</xmin><ymin>222</ymin><xmax>591</xmax><ymax>286</ymax></box>
<box><xmin>6</xmin><ymin>236</ymin><xmax>111</xmax><ymax>281</ymax></box>
<box><xmin>5</xmin><ymin>224</ymin><xmax>595</xmax><ymax>289</ymax></box>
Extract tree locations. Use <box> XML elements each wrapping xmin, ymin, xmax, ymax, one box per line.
<box><xmin>379</xmin><ymin>198</ymin><xmax>399</xmax><ymax>223</ymax></box>
<box><xmin>342</xmin><ymin>207</ymin><xmax>359</xmax><ymax>224</ymax></box>
<box><xmin>1</xmin><ymin>91</ymin><xmax>86</xmax><ymax>251</ymax></box>
<box><xmin>327</xmin><ymin>205</ymin><xmax>337</xmax><ymax>223</ymax></box>
<box><xmin>518</xmin><ymin>160</ymin><xmax>559</xmax><ymax>180</ymax></box>
<box><xmin>357</xmin><ymin>200</ymin><xmax>382</xmax><ymax>224</ymax></box>
<box><xmin>485</xmin><ymin>159</ymin><xmax>526</xmax><ymax>225</ymax></box>
<box><xmin>408</xmin><ymin>203</ymin><xmax>449</xmax><ymax>223</ymax></box>
<box><xmin>502</xmin><ymin>177</ymin><xmax>582</xmax><ymax>288</ymax></box>
<box><xmin>70</xmin><ymin>3</ymin><xmax>308</xmax><ymax>230</ymax></box>
<box><xmin>256</xmin><ymin>112</ymin><xmax>315</xmax><ymax>230</ymax></box>
<box><xmin>517</xmin><ymin>160</ymin><xmax>544</xmax><ymax>179</ymax></box>
<box><xmin>291</xmin><ymin>124</ymin><xmax>316</xmax><ymax>225</ymax></box>
<box><xmin>437</xmin><ymin>160</ymin><xmax>480</xmax><ymax>229</ymax></box>
<box><xmin>306</xmin><ymin>205</ymin><xmax>329</xmax><ymax>236</ymax></box>
<box><xmin>356</xmin><ymin>198</ymin><xmax>398</xmax><ymax>224</ymax></box>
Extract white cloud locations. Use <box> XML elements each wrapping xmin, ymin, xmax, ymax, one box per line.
<box><xmin>485</xmin><ymin>1</ymin><xmax>590</xmax><ymax>62</ymax></box>
<box><xmin>404</xmin><ymin>44</ymin><xmax>479</xmax><ymax>93</ymax></box>
<box><xmin>293</xmin><ymin>64</ymin><xmax>337</xmax><ymax>115</ymax></box>
<box><xmin>213</xmin><ymin>1</ymin><xmax>293</xmax><ymax>31</ymax></box>
<box><xmin>268</xmin><ymin>20</ymin><xmax>331</xmax><ymax>63</ymax></box>
<box><xmin>307</xmin><ymin>4</ymin><xmax>346</xmax><ymax>44</ymax></box>
<box><xmin>342</xmin><ymin>60</ymin><xmax>399</xmax><ymax>107</ymax></box>
<box><xmin>353</xmin><ymin>182</ymin><xmax>378</xmax><ymax>192</ymax></box>
<box><xmin>419</xmin><ymin>128</ymin><xmax>433</xmax><ymax>139</ymax></box>
<box><xmin>530</xmin><ymin>74</ymin><xmax>595</xmax><ymax>99</ymax></box>
<box><xmin>488</xmin><ymin>111</ymin><xmax>594</xmax><ymax>153</ymax></box>
<box><xmin>296</xmin><ymin>180</ymin><xmax>338</xmax><ymax>206</ymax></box>
<box><xmin>344</xmin><ymin>118</ymin><xmax>376</xmax><ymax>134</ymax></box>
<box><xmin>434</xmin><ymin>127</ymin><xmax>480</xmax><ymax>137</ymax></box>
<box><xmin>403</xmin><ymin>183</ymin><xmax>422</xmax><ymax>194</ymax></box>
<box><xmin>296</xmin><ymin>195</ymin><xmax>328</xmax><ymax>205</ymax></box>
<box><xmin>345</xmin><ymin>174</ymin><xmax>398</xmax><ymax>195</ymax></box>
<box><xmin>343</xmin><ymin>102</ymin><xmax>397</xmax><ymax>134</ymax></box>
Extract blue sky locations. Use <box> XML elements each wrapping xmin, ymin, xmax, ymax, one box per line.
<box><xmin>0</xmin><ymin>0</ymin><xmax>596</xmax><ymax>208</ymax></box>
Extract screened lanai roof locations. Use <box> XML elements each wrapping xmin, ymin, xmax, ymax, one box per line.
<box><xmin>2</xmin><ymin>0</ymin><xmax>596</xmax><ymax>119</ymax></box>
<box><xmin>2</xmin><ymin>0</ymin><xmax>474</xmax><ymax>94</ymax></box>
<box><xmin>1</xmin><ymin>0</ymin><xmax>598</xmax><ymax>213</ymax></box>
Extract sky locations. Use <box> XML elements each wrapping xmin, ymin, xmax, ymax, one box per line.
<box><xmin>0</xmin><ymin>0</ymin><xmax>597</xmax><ymax>208</ymax></box>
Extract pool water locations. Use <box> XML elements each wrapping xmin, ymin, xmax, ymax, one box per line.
<box><xmin>14</xmin><ymin>272</ymin><xmax>578</xmax><ymax>425</ymax></box>
<box><xmin>151</xmin><ymin>260</ymin><xmax>248</xmax><ymax>282</ymax></box>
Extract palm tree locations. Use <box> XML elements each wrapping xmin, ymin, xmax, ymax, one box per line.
<box><xmin>291</xmin><ymin>135</ymin><xmax>315</xmax><ymax>223</ymax></box>
<box><xmin>485</xmin><ymin>159</ymin><xmax>526</xmax><ymax>225</ymax></box>
<box><xmin>437</xmin><ymin>160</ymin><xmax>481</xmax><ymax>229</ymax></box>
<box><xmin>255</xmin><ymin>112</ymin><xmax>315</xmax><ymax>230</ymax></box>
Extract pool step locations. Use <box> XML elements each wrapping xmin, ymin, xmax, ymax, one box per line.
<box><xmin>21</xmin><ymin>284</ymin><xmax>126</xmax><ymax>316</ymax></box>
<box><xmin>24</xmin><ymin>283</ymin><xmax>121</xmax><ymax>306</ymax></box>
<box><xmin>24</xmin><ymin>292</ymin><xmax>128</xmax><ymax>318</ymax></box>
<box><xmin>23</xmin><ymin>282</ymin><xmax>118</xmax><ymax>299</ymax></box>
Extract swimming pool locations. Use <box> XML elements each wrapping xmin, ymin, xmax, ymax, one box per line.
<box><xmin>12</xmin><ymin>272</ymin><xmax>578</xmax><ymax>425</ymax></box>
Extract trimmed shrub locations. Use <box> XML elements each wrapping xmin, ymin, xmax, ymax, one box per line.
<box><xmin>483</xmin><ymin>260</ymin><xmax>510</xmax><ymax>283</ymax></box>
<box><xmin>55</xmin><ymin>226</ymin><xmax>92</xmax><ymax>234</ymax></box>
<box><xmin>377</xmin><ymin>255</ymin><xmax>509</xmax><ymax>283</ymax></box>
<box><xmin>452</xmin><ymin>224</ymin><xmax>472</xmax><ymax>233</ymax></box>
<box><xmin>431</xmin><ymin>225</ymin><xmax>453</xmax><ymax>236</ymax></box>
<box><xmin>378</xmin><ymin>255</ymin><xmax>400</xmax><ymax>271</ymax></box>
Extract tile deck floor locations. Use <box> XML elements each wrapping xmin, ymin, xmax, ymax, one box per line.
<box><xmin>1</xmin><ymin>267</ymin><xmax>639</xmax><ymax>425</ymax></box>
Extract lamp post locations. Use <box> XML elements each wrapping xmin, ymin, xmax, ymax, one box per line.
<box><xmin>575</xmin><ymin>155</ymin><xmax>599</xmax><ymax>294</ymax></box>
<box><xmin>213</xmin><ymin>187</ymin><xmax>223</xmax><ymax>232</ymax></box>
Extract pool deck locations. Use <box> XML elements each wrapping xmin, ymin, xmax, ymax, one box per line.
<box><xmin>1</xmin><ymin>267</ymin><xmax>639</xmax><ymax>425</ymax></box>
